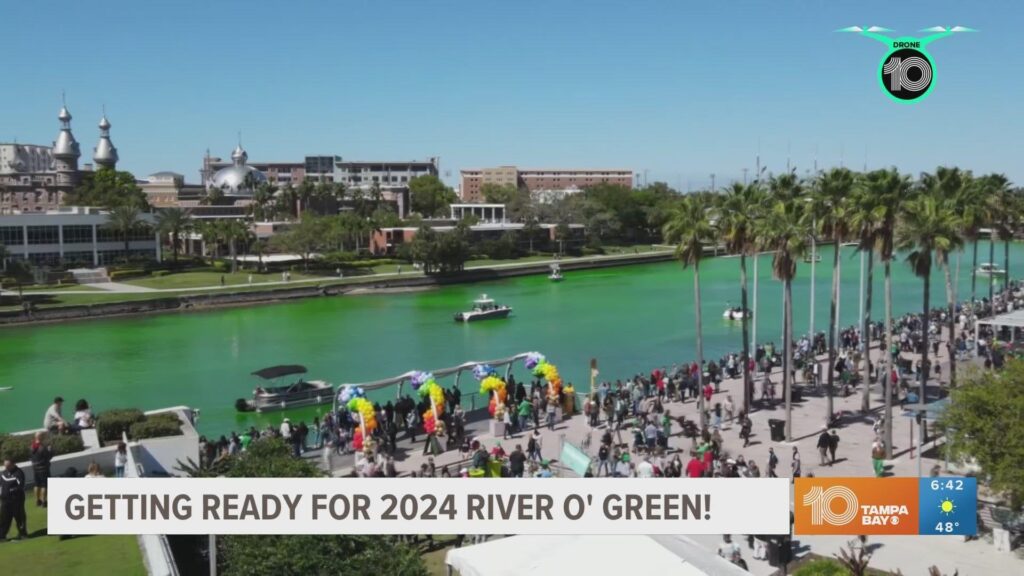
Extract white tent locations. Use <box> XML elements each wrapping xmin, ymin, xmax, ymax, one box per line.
<box><xmin>445</xmin><ymin>535</ymin><xmax>751</xmax><ymax>576</ymax></box>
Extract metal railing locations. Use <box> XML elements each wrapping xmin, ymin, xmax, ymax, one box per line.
<box><xmin>122</xmin><ymin>432</ymin><xmax>180</xmax><ymax>576</ymax></box>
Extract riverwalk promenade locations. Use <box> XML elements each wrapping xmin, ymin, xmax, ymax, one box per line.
<box><xmin>310</xmin><ymin>326</ymin><xmax>1023</xmax><ymax>576</ymax></box>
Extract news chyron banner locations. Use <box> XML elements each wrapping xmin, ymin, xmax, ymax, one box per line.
<box><xmin>794</xmin><ymin>477</ymin><xmax>977</xmax><ymax>536</ymax></box>
<box><xmin>48</xmin><ymin>478</ymin><xmax>790</xmax><ymax>535</ymax></box>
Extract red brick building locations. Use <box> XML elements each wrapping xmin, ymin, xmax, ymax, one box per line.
<box><xmin>460</xmin><ymin>166</ymin><xmax>633</xmax><ymax>202</ymax></box>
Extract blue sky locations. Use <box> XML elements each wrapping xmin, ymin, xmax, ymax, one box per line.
<box><xmin>1</xmin><ymin>0</ymin><xmax>1018</xmax><ymax>189</ymax></box>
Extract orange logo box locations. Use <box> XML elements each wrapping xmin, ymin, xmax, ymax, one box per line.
<box><xmin>794</xmin><ymin>478</ymin><xmax>919</xmax><ymax>535</ymax></box>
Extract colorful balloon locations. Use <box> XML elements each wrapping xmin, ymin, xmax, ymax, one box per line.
<box><xmin>473</xmin><ymin>364</ymin><xmax>497</xmax><ymax>380</ymax></box>
<box><xmin>480</xmin><ymin>375</ymin><xmax>507</xmax><ymax>418</ymax></box>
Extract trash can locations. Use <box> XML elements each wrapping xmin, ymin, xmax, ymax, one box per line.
<box><xmin>768</xmin><ymin>419</ymin><xmax>786</xmax><ymax>442</ymax></box>
<box><xmin>791</xmin><ymin>386</ymin><xmax>803</xmax><ymax>402</ymax></box>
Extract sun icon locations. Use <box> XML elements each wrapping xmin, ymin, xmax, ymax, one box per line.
<box><xmin>939</xmin><ymin>498</ymin><xmax>956</xmax><ymax>515</ymax></box>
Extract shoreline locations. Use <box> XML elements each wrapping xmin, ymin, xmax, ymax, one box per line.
<box><xmin>0</xmin><ymin>251</ymin><xmax>674</xmax><ymax>327</ymax></box>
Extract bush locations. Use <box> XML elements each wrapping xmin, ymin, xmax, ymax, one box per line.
<box><xmin>791</xmin><ymin>558</ymin><xmax>851</xmax><ymax>576</ymax></box>
<box><xmin>152</xmin><ymin>270</ymin><xmax>170</xmax><ymax>278</ymax></box>
<box><xmin>96</xmin><ymin>408</ymin><xmax>146</xmax><ymax>443</ymax></box>
<box><xmin>581</xmin><ymin>246</ymin><xmax>605</xmax><ymax>256</ymax></box>
<box><xmin>129</xmin><ymin>417</ymin><xmax>182</xmax><ymax>440</ymax></box>
<box><xmin>0</xmin><ymin>432</ymin><xmax>84</xmax><ymax>463</ymax></box>
<box><xmin>109</xmin><ymin>268</ymin><xmax>149</xmax><ymax>281</ymax></box>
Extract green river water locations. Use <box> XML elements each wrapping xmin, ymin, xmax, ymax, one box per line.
<box><xmin>0</xmin><ymin>243</ymin><xmax>1016</xmax><ymax>437</ymax></box>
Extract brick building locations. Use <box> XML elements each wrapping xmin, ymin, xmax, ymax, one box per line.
<box><xmin>459</xmin><ymin>166</ymin><xmax>633</xmax><ymax>202</ymax></box>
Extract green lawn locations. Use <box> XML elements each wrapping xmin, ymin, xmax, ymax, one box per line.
<box><xmin>0</xmin><ymin>500</ymin><xmax>145</xmax><ymax>575</ymax></box>
<box><xmin>5</xmin><ymin>283</ymin><xmax>101</xmax><ymax>292</ymax></box>
<box><xmin>124</xmin><ymin>270</ymin><xmax>325</xmax><ymax>290</ymax></box>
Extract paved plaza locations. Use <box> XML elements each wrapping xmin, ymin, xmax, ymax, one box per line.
<box><xmin>309</xmin><ymin>325</ymin><xmax>1023</xmax><ymax>575</ymax></box>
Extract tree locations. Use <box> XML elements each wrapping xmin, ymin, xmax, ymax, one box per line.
<box><xmin>105</xmin><ymin>201</ymin><xmax>147</xmax><ymax>263</ymax></box>
<box><xmin>480</xmin><ymin>183</ymin><xmax>520</xmax><ymax>205</ymax></box>
<box><xmin>810</xmin><ymin>168</ymin><xmax>855</xmax><ymax>420</ymax></box>
<box><xmin>154</xmin><ymin>208</ymin><xmax>192</xmax><ymax>265</ymax></box>
<box><xmin>252</xmin><ymin>182</ymin><xmax>276</xmax><ymax>221</ymax></box>
<box><xmin>66</xmin><ymin>168</ymin><xmax>149</xmax><ymax>209</ymax></box>
<box><xmin>981</xmin><ymin>174</ymin><xmax>1016</xmax><ymax>305</ymax></box>
<box><xmin>223</xmin><ymin>220</ymin><xmax>251</xmax><ymax>274</ymax></box>
<box><xmin>718</xmin><ymin>182</ymin><xmax>763</xmax><ymax>414</ymax></box>
<box><xmin>663</xmin><ymin>194</ymin><xmax>714</xmax><ymax>427</ymax></box>
<box><xmin>408</xmin><ymin>225</ymin><xmax>439</xmax><ymax>273</ymax></box>
<box><xmin>197</xmin><ymin>220</ymin><xmax>225</xmax><ymax>260</ymax></box>
<box><xmin>409</xmin><ymin>174</ymin><xmax>456</xmax><ymax>217</ymax></box>
<box><xmin>939</xmin><ymin>359</ymin><xmax>1024</xmax><ymax>509</ymax></box>
<box><xmin>758</xmin><ymin>174</ymin><xmax>808</xmax><ymax>440</ymax></box>
<box><xmin>270</xmin><ymin>217</ymin><xmax>325</xmax><ymax>270</ymax></box>
<box><xmin>849</xmin><ymin>175</ymin><xmax>879</xmax><ymax>415</ymax></box>
<box><xmin>522</xmin><ymin>216</ymin><xmax>543</xmax><ymax>253</ymax></box>
<box><xmin>435</xmin><ymin>221</ymin><xmax>471</xmax><ymax>272</ymax></box>
<box><xmin>177</xmin><ymin>439</ymin><xmax>426</xmax><ymax>576</ymax></box>
<box><xmin>897</xmin><ymin>192</ymin><xmax>959</xmax><ymax>434</ymax></box>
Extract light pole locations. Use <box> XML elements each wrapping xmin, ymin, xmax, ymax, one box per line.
<box><xmin>751</xmin><ymin>253</ymin><xmax>758</xmax><ymax>351</ymax></box>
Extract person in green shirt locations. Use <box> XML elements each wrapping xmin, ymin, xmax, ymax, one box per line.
<box><xmin>517</xmin><ymin>399</ymin><xmax>532</xmax><ymax>433</ymax></box>
<box><xmin>239</xmin><ymin>428</ymin><xmax>254</xmax><ymax>451</ymax></box>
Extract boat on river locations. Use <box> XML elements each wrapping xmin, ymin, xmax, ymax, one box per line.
<box><xmin>549</xmin><ymin>264</ymin><xmax>564</xmax><ymax>282</ymax></box>
<box><xmin>976</xmin><ymin>263</ymin><xmax>1007</xmax><ymax>277</ymax></box>
<box><xmin>803</xmin><ymin>253</ymin><xmax>821</xmax><ymax>264</ymax></box>
<box><xmin>454</xmin><ymin>294</ymin><xmax>511</xmax><ymax>322</ymax></box>
<box><xmin>722</xmin><ymin>307</ymin><xmax>751</xmax><ymax>320</ymax></box>
<box><xmin>235</xmin><ymin>364</ymin><xmax>333</xmax><ymax>413</ymax></box>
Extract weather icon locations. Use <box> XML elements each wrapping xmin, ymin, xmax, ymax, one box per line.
<box><xmin>939</xmin><ymin>499</ymin><xmax>956</xmax><ymax>515</ymax></box>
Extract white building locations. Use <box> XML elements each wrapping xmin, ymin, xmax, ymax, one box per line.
<box><xmin>450</xmin><ymin>203</ymin><xmax>506</xmax><ymax>223</ymax></box>
<box><xmin>0</xmin><ymin>207</ymin><xmax>159</xmax><ymax>267</ymax></box>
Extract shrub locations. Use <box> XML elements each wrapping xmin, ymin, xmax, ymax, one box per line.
<box><xmin>96</xmin><ymin>408</ymin><xmax>146</xmax><ymax>443</ymax></box>
<box><xmin>581</xmin><ymin>246</ymin><xmax>605</xmax><ymax>256</ymax></box>
<box><xmin>0</xmin><ymin>432</ymin><xmax>84</xmax><ymax>463</ymax></box>
<box><xmin>109</xmin><ymin>269</ymin><xmax>149</xmax><ymax>281</ymax></box>
<box><xmin>792</xmin><ymin>558</ymin><xmax>851</xmax><ymax>576</ymax></box>
<box><xmin>129</xmin><ymin>417</ymin><xmax>182</xmax><ymax>440</ymax></box>
<box><xmin>152</xmin><ymin>270</ymin><xmax>170</xmax><ymax>278</ymax></box>
<box><xmin>212</xmin><ymin>260</ymin><xmax>227</xmax><ymax>271</ymax></box>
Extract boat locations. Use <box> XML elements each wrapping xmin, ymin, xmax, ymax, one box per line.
<box><xmin>0</xmin><ymin>387</ymin><xmax>12</xmax><ymax>392</ymax></box>
<box><xmin>548</xmin><ymin>264</ymin><xmax>564</xmax><ymax>282</ymax></box>
<box><xmin>235</xmin><ymin>365</ymin><xmax>333</xmax><ymax>413</ymax></box>
<box><xmin>803</xmin><ymin>253</ymin><xmax>822</xmax><ymax>263</ymax></box>
<box><xmin>454</xmin><ymin>294</ymin><xmax>512</xmax><ymax>322</ymax></box>
<box><xmin>976</xmin><ymin>263</ymin><xmax>1007</xmax><ymax>277</ymax></box>
<box><xmin>722</xmin><ymin>307</ymin><xmax>751</xmax><ymax>320</ymax></box>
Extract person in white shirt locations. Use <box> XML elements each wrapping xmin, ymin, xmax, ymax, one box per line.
<box><xmin>636</xmin><ymin>457</ymin><xmax>655</xmax><ymax>478</ymax></box>
<box><xmin>73</xmin><ymin>399</ymin><xmax>94</xmax><ymax>430</ymax></box>
<box><xmin>717</xmin><ymin>534</ymin><xmax>739</xmax><ymax>559</ymax></box>
<box><xmin>280</xmin><ymin>418</ymin><xmax>293</xmax><ymax>440</ymax></box>
<box><xmin>43</xmin><ymin>397</ymin><xmax>67</xmax><ymax>433</ymax></box>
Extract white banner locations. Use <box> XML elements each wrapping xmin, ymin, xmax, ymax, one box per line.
<box><xmin>48</xmin><ymin>478</ymin><xmax>790</xmax><ymax>535</ymax></box>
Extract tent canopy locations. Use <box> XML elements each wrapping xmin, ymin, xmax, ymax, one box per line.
<box><xmin>445</xmin><ymin>535</ymin><xmax>750</xmax><ymax>576</ymax></box>
<box><xmin>251</xmin><ymin>365</ymin><xmax>307</xmax><ymax>379</ymax></box>
<box><xmin>976</xmin><ymin>309</ymin><xmax>1024</xmax><ymax>329</ymax></box>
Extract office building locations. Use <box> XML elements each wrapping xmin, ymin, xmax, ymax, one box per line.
<box><xmin>459</xmin><ymin>166</ymin><xmax>633</xmax><ymax>203</ymax></box>
<box><xmin>0</xmin><ymin>207</ymin><xmax>159</xmax><ymax>267</ymax></box>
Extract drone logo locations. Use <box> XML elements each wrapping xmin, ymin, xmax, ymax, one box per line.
<box><xmin>839</xmin><ymin>26</ymin><xmax>975</xmax><ymax>103</ymax></box>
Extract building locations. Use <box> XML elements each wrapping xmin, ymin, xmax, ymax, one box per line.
<box><xmin>0</xmin><ymin>207</ymin><xmax>159</xmax><ymax>267</ymax></box>
<box><xmin>459</xmin><ymin>166</ymin><xmax>633</xmax><ymax>203</ymax></box>
<box><xmin>333</xmin><ymin>158</ymin><xmax>438</xmax><ymax>188</ymax></box>
<box><xmin>450</xmin><ymin>203</ymin><xmax>506</xmax><ymax>223</ymax></box>
<box><xmin>1</xmin><ymin>104</ymin><xmax>120</xmax><ymax>214</ymax></box>
<box><xmin>205</xmin><ymin>144</ymin><xmax>268</xmax><ymax>197</ymax></box>
<box><xmin>139</xmin><ymin>172</ymin><xmax>186</xmax><ymax>208</ymax></box>
<box><xmin>370</xmin><ymin>222</ymin><xmax>584</xmax><ymax>256</ymax></box>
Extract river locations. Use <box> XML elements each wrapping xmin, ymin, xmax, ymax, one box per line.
<box><xmin>0</xmin><ymin>242</ymin><xmax>1015</xmax><ymax>437</ymax></box>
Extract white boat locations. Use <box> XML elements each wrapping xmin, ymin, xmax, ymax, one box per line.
<box><xmin>548</xmin><ymin>264</ymin><xmax>564</xmax><ymax>282</ymax></box>
<box><xmin>977</xmin><ymin>263</ymin><xmax>1007</xmax><ymax>276</ymax></box>
<box><xmin>804</xmin><ymin>253</ymin><xmax>822</xmax><ymax>263</ymax></box>
<box><xmin>235</xmin><ymin>365</ymin><xmax>333</xmax><ymax>413</ymax></box>
<box><xmin>454</xmin><ymin>294</ymin><xmax>512</xmax><ymax>322</ymax></box>
<box><xmin>722</xmin><ymin>307</ymin><xmax>751</xmax><ymax>320</ymax></box>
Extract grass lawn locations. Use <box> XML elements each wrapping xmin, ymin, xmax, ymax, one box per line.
<box><xmin>0</xmin><ymin>500</ymin><xmax>145</xmax><ymax>575</ymax></box>
<box><xmin>124</xmin><ymin>270</ymin><xmax>324</xmax><ymax>290</ymax></box>
<box><xmin>5</xmin><ymin>283</ymin><xmax>101</xmax><ymax>292</ymax></box>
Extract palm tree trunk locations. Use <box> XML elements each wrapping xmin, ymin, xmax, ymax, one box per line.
<box><xmin>230</xmin><ymin>239</ymin><xmax>238</xmax><ymax>274</ymax></box>
<box><xmin>694</xmin><ymin>261</ymin><xmax>706</xmax><ymax>428</ymax></box>
<box><xmin>861</xmin><ymin>250</ymin><xmax>874</xmax><ymax>413</ymax></box>
<box><xmin>883</xmin><ymin>259</ymin><xmax>894</xmax><ymax>458</ymax></box>
<box><xmin>123</xmin><ymin>231</ymin><xmax>130</xmax><ymax>263</ymax></box>
<box><xmin>784</xmin><ymin>276</ymin><xmax>793</xmax><ymax>441</ymax></box>
<box><xmin>920</xmin><ymin>267</ymin><xmax>931</xmax><ymax>434</ymax></box>
<box><xmin>740</xmin><ymin>253</ymin><xmax>751</xmax><ymax>414</ymax></box>
<box><xmin>942</xmin><ymin>258</ymin><xmax>956</xmax><ymax>388</ymax></box>
<box><xmin>1004</xmin><ymin>239</ymin><xmax>1010</xmax><ymax>283</ymax></box>
<box><xmin>971</xmin><ymin>239</ymin><xmax>979</xmax><ymax>301</ymax></box>
<box><xmin>172</xmin><ymin>231</ymin><xmax>179</xmax><ymax>264</ymax></box>
<box><xmin>989</xmin><ymin>231</ymin><xmax>996</xmax><ymax>308</ymax></box>
<box><xmin>827</xmin><ymin>237</ymin><xmax>839</xmax><ymax>419</ymax></box>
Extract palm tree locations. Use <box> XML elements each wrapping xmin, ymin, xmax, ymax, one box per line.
<box><xmin>663</xmin><ymin>194</ymin><xmax>715</xmax><ymax>427</ymax></box>
<box><xmin>296</xmin><ymin>180</ymin><xmax>316</xmax><ymax>217</ymax></box>
<box><xmin>896</xmin><ymin>192</ymin><xmax>960</xmax><ymax>432</ymax></box>
<box><xmin>922</xmin><ymin>167</ymin><xmax>970</xmax><ymax>388</ymax></box>
<box><xmin>222</xmin><ymin>220</ymin><xmax>250</xmax><ymax>274</ymax></box>
<box><xmin>252</xmin><ymin>183</ymin><xmax>276</xmax><ymax>222</ymax></box>
<box><xmin>849</xmin><ymin>175</ymin><xmax>879</xmax><ymax>415</ymax></box>
<box><xmin>154</xmin><ymin>208</ymin><xmax>192</xmax><ymax>265</ymax></box>
<box><xmin>197</xmin><ymin>220</ymin><xmax>224</xmax><ymax>261</ymax></box>
<box><xmin>758</xmin><ymin>176</ymin><xmax>808</xmax><ymax>441</ymax></box>
<box><xmin>810</xmin><ymin>167</ymin><xmax>854</xmax><ymax>419</ymax></box>
<box><xmin>862</xmin><ymin>168</ymin><xmax>913</xmax><ymax>457</ymax></box>
<box><xmin>105</xmin><ymin>202</ymin><xmax>144</xmax><ymax>263</ymax></box>
<box><xmin>981</xmin><ymin>175</ymin><xmax>1016</xmax><ymax>305</ymax></box>
<box><xmin>719</xmin><ymin>182</ymin><xmax>763</xmax><ymax>414</ymax></box>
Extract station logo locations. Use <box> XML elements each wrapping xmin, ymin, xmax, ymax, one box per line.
<box><xmin>794</xmin><ymin>478</ymin><xmax>919</xmax><ymax>535</ymax></box>
<box><xmin>839</xmin><ymin>26</ymin><xmax>975</xmax><ymax>103</ymax></box>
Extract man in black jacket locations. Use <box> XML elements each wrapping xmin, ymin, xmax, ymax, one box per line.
<box><xmin>0</xmin><ymin>459</ymin><xmax>28</xmax><ymax>541</ymax></box>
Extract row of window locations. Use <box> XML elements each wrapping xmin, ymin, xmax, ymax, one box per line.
<box><xmin>13</xmin><ymin>249</ymin><xmax>153</xmax><ymax>266</ymax></box>
<box><xmin>0</xmin><ymin>225</ymin><xmax>153</xmax><ymax>246</ymax></box>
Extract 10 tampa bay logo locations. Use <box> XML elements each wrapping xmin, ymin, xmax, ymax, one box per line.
<box><xmin>839</xmin><ymin>26</ymin><xmax>975</xmax><ymax>103</ymax></box>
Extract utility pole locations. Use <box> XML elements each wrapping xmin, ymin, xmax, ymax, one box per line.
<box><xmin>710</xmin><ymin>173</ymin><xmax>716</xmax><ymax>192</ymax></box>
<box><xmin>742</xmin><ymin>168</ymin><xmax>749</xmax><ymax>185</ymax></box>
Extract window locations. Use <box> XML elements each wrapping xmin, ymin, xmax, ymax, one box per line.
<box><xmin>27</xmin><ymin>225</ymin><xmax>59</xmax><ymax>245</ymax></box>
<box><xmin>0</xmin><ymin>226</ymin><xmax>23</xmax><ymax>245</ymax></box>
<box><xmin>62</xmin><ymin>225</ymin><xmax>93</xmax><ymax>244</ymax></box>
<box><xmin>62</xmin><ymin>251</ymin><xmax>94</xmax><ymax>266</ymax></box>
<box><xmin>28</xmin><ymin>252</ymin><xmax>60</xmax><ymax>265</ymax></box>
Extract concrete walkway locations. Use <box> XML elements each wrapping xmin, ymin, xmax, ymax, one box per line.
<box><xmin>306</xmin><ymin>325</ymin><xmax>1022</xmax><ymax>575</ymax></box>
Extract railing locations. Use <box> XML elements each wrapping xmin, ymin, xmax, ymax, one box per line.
<box><xmin>123</xmin><ymin>432</ymin><xmax>180</xmax><ymax>576</ymax></box>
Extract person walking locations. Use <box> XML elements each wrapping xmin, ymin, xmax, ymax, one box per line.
<box><xmin>723</xmin><ymin>395</ymin><xmax>735</xmax><ymax>426</ymax></box>
<box><xmin>29</xmin><ymin>432</ymin><xmax>52</xmax><ymax>507</ymax></box>
<box><xmin>767</xmin><ymin>448</ymin><xmax>778</xmax><ymax>478</ymax></box>
<box><xmin>816</xmin><ymin>429</ymin><xmax>831</xmax><ymax>466</ymax></box>
<box><xmin>527</xmin><ymin>430</ymin><xmax>542</xmax><ymax>462</ymax></box>
<box><xmin>509</xmin><ymin>445</ymin><xmax>526</xmax><ymax>478</ymax></box>
<box><xmin>0</xmin><ymin>459</ymin><xmax>28</xmax><ymax>541</ymax></box>
<box><xmin>791</xmin><ymin>447</ymin><xmax>802</xmax><ymax>478</ymax></box>
<box><xmin>597</xmin><ymin>442</ymin><xmax>612</xmax><ymax>477</ymax></box>
<box><xmin>828</xmin><ymin>429</ymin><xmax>840</xmax><ymax>464</ymax></box>
<box><xmin>871</xmin><ymin>440</ymin><xmax>885</xmax><ymax>477</ymax></box>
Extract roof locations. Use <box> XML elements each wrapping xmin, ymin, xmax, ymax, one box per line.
<box><xmin>445</xmin><ymin>535</ymin><xmax>749</xmax><ymax>576</ymax></box>
<box><xmin>976</xmin><ymin>309</ymin><xmax>1024</xmax><ymax>329</ymax></box>
<box><xmin>252</xmin><ymin>365</ymin><xmax>308</xmax><ymax>379</ymax></box>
